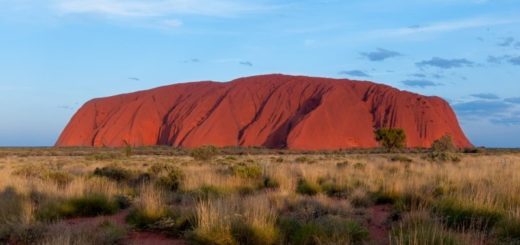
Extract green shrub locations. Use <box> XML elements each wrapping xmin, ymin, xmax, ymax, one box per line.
<box><xmin>93</xmin><ymin>166</ymin><xmax>132</xmax><ymax>182</ymax></box>
<box><xmin>320</xmin><ymin>181</ymin><xmax>351</xmax><ymax>199</ymax></box>
<box><xmin>37</xmin><ymin>194</ymin><xmax>118</xmax><ymax>221</ymax></box>
<box><xmin>156</xmin><ymin>167</ymin><xmax>185</xmax><ymax>191</ymax></box>
<box><xmin>278</xmin><ymin>216</ymin><xmax>368</xmax><ymax>245</ymax></box>
<box><xmin>295</xmin><ymin>156</ymin><xmax>312</xmax><ymax>163</ymax></box>
<box><xmin>353</xmin><ymin>162</ymin><xmax>366</xmax><ymax>170</ymax></box>
<box><xmin>230</xmin><ymin>164</ymin><xmax>262</xmax><ymax>179</ymax></box>
<box><xmin>296</xmin><ymin>179</ymin><xmax>321</xmax><ymax>196</ymax></box>
<box><xmin>433</xmin><ymin>198</ymin><xmax>504</xmax><ymax>231</ymax></box>
<box><xmin>374</xmin><ymin>128</ymin><xmax>407</xmax><ymax>152</ymax></box>
<box><xmin>149</xmin><ymin>163</ymin><xmax>178</xmax><ymax>175</ymax></box>
<box><xmin>0</xmin><ymin>223</ymin><xmax>47</xmax><ymax>245</ymax></box>
<box><xmin>190</xmin><ymin>185</ymin><xmax>230</xmax><ymax>199</ymax></box>
<box><xmin>0</xmin><ymin>187</ymin><xmax>27</xmax><ymax>224</ymax></box>
<box><xmin>493</xmin><ymin>218</ymin><xmax>520</xmax><ymax>243</ymax></box>
<box><xmin>11</xmin><ymin>166</ymin><xmax>41</xmax><ymax>178</ymax></box>
<box><xmin>262</xmin><ymin>176</ymin><xmax>280</xmax><ymax>189</ymax></box>
<box><xmin>128</xmin><ymin>206</ymin><xmax>193</xmax><ymax>236</ymax></box>
<box><xmin>371</xmin><ymin>190</ymin><xmax>400</xmax><ymax>205</ymax></box>
<box><xmin>336</xmin><ymin>161</ymin><xmax>349</xmax><ymax>169</ymax></box>
<box><xmin>124</xmin><ymin>144</ymin><xmax>133</xmax><ymax>157</ymax></box>
<box><xmin>390</xmin><ymin>214</ymin><xmax>461</xmax><ymax>245</ymax></box>
<box><xmin>86</xmin><ymin>153</ymin><xmax>121</xmax><ymax>161</ymax></box>
<box><xmin>390</xmin><ymin>155</ymin><xmax>413</xmax><ymax>163</ymax></box>
<box><xmin>45</xmin><ymin>171</ymin><xmax>74</xmax><ymax>187</ymax></box>
<box><xmin>428</xmin><ymin>135</ymin><xmax>461</xmax><ymax>162</ymax></box>
<box><xmin>126</xmin><ymin>208</ymin><xmax>170</xmax><ymax>229</ymax></box>
<box><xmin>231</xmin><ymin>220</ymin><xmax>279</xmax><ymax>245</ymax></box>
<box><xmin>189</xmin><ymin>228</ymin><xmax>236</xmax><ymax>245</ymax></box>
<box><xmin>95</xmin><ymin>221</ymin><xmax>128</xmax><ymax>245</ymax></box>
<box><xmin>282</xmin><ymin>198</ymin><xmax>351</xmax><ymax>220</ymax></box>
<box><xmin>114</xmin><ymin>194</ymin><xmax>132</xmax><ymax>209</ymax></box>
<box><xmin>190</xmin><ymin>145</ymin><xmax>219</xmax><ymax>161</ymax></box>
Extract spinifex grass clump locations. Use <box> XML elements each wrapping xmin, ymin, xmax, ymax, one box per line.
<box><xmin>37</xmin><ymin>193</ymin><xmax>119</xmax><ymax>221</ymax></box>
<box><xmin>230</xmin><ymin>163</ymin><xmax>263</xmax><ymax>179</ymax></box>
<box><xmin>93</xmin><ymin>166</ymin><xmax>133</xmax><ymax>183</ymax></box>
<box><xmin>433</xmin><ymin>198</ymin><xmax>504</xmax><ymax>231</ymax></box>
<box><xmin>126</xmin><ymin>185</ymin><xmax>171</xmax><ymax>229</ymax></box>
<box><xmin>190</xmin><ymin>195</ymin><xmax>278</xmax><ymax>245</ymax></box>
<box><xmin>155</xmin><ymin>166</ymin><xmax>185</xmax><ymax>191</ymax></box>
<box><xmin>279</xmin><ymin>216</ymin><xmax>368</xmax><ymax>245</ymax></box>
<box><xmin>296</xmin><ymin>178</ymin><xmax>321</xmax><ymax>196</ymax></box>
<box><xmin>190</xmin><ymin>145</ymin><xmax>219</xmax><ymax>161</ymax></box>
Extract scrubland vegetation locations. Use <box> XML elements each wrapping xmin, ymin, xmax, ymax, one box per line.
<box><xmin>0</xmin><ymin>146</ymin><xmax>519</xmax><ymax>244</ymax></box>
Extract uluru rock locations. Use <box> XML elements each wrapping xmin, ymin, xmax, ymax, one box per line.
<box><xmin>56</xmin><ymin>74</ymin><xmax>471</xmax><ymax>150</ymax></box>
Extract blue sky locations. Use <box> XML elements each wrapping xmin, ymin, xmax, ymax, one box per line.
<box><xmin>0</xmin><ymin>0</ymin><xmax>519</xmax><ymax>147</ymax></box>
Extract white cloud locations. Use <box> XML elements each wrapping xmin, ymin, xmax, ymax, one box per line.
<box><xmin>162</xmin><ymin>19</ymin><xmax>183</xmax><ymax>28</ymax></box>
<box><xmin>366</xmin><ymin>17</ymin><xmax>518</xmax><ymax>38</ymax></box>
<box><xmin>53</xmin><ymin>0</ymin><xmax>275</xmax><ymax>18</ymax></box>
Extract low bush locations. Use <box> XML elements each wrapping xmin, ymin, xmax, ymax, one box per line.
<box><xmin>85</xmin><ymin>153</ymin><xmax>121</xmax><ymax>161</ymax></box>
<box><xmin>156</xmin><ymin>167</ymin><xmax>185</xmax><ymax>191</ymax></box>
<box><xmin>95</xmin><ymin>221</ymin><xmax>128</xmax><ymax>244</ymax></box>
<box><xmin>296</xmin><ymin>179</ymin><xmax>321</xmax><ymax>196</ymax></box>
<box><xmin>493</xmin><ymin>217</ymin><xmax>520</xmax><ymax>243</ymax></box>
<box><xmin>336</xmin><ymin>161</ymin><xmax>349</xmax><ymax>169</ymax></box>
<box><xmin>279</xmin><ymin>215</ymin><xmax>368</xmax><ymax>244</ymax></box>
<box><xmin>230</xmin><ymin>164</ymin><xmax>262</xmax><ymax>179</ymax></box>
<box><xmin>320</xmin><ymin>181</ymin><xmax>351</xmax><ymax>199</ymax></box>
<box><xmin>45</xmin><ymin>171</ymin><xmax>74</xmax><ymax>187</ymax></box>
<box><xmin>190</xmin><ymin>145</ymin><xmax>219</xmax><ymax>161</ymax></box>
<box><xmin>93</xmin><ymin>166</ymin><xmax>132</xmax><ymax>182</ymax></box>
<box><xmin>390</xmin><ymin>155</ymin><xmax>413</xmax><ymax>163</ymax></box>
<box><xmin>190</xmin><ymin>185</ymin><xmax>231</xmax><ymax>199</ymax></box>
<box><xmin>433</xmin><ymin>198</ymin><xmax>504</xmax><ymax>231</ymax></box>
<box><xmin>353</xmin><ymin>162</ymin><xmax>366</xmax><ymax>170</ymax></box>
<box><xmin>149</xmin><ymin>212</ymin><xmax>194</xmax><ymax>237</ymax></box>
<box><xmin>390</xmin><ymin>212</ymin><xmax>461</xmax><ymax>245</ymax></box>
<box><xmin>294</xmin><ymin>156</ymin><xmax>316</xmax><ymax>164</ymax></box>
<box><xmin>127</xmin><ymin>207</ymin><xmax>173</xmax><ymax>230</ymax></box>
<box><xmin>261</xmin><ymin>176</ymin><xmax>280</xmax><ymax>189</ymax></box>
<box><xmin>0</xmin><ymin>223</ymin><xmax>47</xmax><ymax>245</ymax></box>
<box><xmin>37</xmin><ymin>194</ymin><xmax>119</xmax><ymax>221</ymax></box>
<box><xmin>189</xmin><ymin>228</ymin><xmax>236</xmax><ymax>245</ymax></box>
<box><xmin>231</xmin><ymin>219</ymin><xmax>279</xmax><ymax>245</ymax></box>
<box><xmin>149</xmin><ymin>163</ymin><xmax>178</xmax><ymax>175</ymax></box>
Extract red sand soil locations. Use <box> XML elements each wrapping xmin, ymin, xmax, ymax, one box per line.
<box><xmin>59</xmin><ymin>210</ymin><xmax>185</xmax><ymax>245</ymax></box>
<box><xmin>368</xmin><ymin>204</ymin><xmax>392</xmax><ymax>245</ymax></box>
<box><xmin>56</xmin><ymin>74</ymin><xmax>471</xmax><ymax>150</ymax></box>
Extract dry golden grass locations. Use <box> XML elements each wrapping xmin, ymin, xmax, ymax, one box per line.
<box><xmin>0</xmin><ymin>149</ymin><xmax>519</xmax><ymax>244</ymax></box>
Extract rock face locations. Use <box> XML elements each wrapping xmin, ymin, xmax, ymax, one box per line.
<box><xmin>56</xmin><ymin>74</ymin><xmax>471</xmax><ymax>150</ymax></box>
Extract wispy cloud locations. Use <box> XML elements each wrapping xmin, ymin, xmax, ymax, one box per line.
<box><xmin>416</xmin><ymin>57</ymin><xmax>474</xmax><ymax>69</ymax></box>
<box><xmin>498</xmin><ymin>37</ymin><xmax>515</xmax><ymax>47</ymax></box>
<box><xmin>491</xmin><ymin>116</ymin><xmax>520</xmax><ymax>126</ymax></box>
<box><xmin>54</xmin><ymin>0</ymin><xmax>276</xmax><ymax>17</ymax></box>
<box><xmin>505</xmin><ymin>97</ymin><xmax>520</xmax><ymax>104</ymax></box>
<box><xmin>510</xmin><ymin>56</ymin><xmax>520</xmax><ymax>65</ymax></box>
<box><xmin>471</xmin><ymin>93</ymin><xmax>500</xmax><ymax>100</ymax></box>
<box><xmin>365</xmin><ymin>17</ymin><xmax>518</xmax><ymax>38</ymax></box>
<box><xmin>360</xmin><ymin>48</ymin><xmax>402</xmax><ymax>61</ymax></box>
<box><xmin>239</xmin><ymin>61</ymin><xmax>253</xmax><ymax>67</ymax></box>
<box><xmin>339</xmin><ymin>70</ymin><xmax>371</xmax><ymax>78</ymax></box>
<box><xmin>402</xmin><ymin>80</ymin><xmax>440</xmax><ymax>88</ymax></box>
<box><xmin>453</xmin><ymin>100</ymin><xmax>512</xmax><ymax>117</ymax></box>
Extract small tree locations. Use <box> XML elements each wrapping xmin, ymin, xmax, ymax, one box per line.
<box><xmin>431</xmin><ymin>135</ymin><xmax>456</xmax><ymax>153</ymax></box>
<box><xmin>428</xmin><ymin>135</ymin><xmax>459</xmax><ymax>162</ymax></box>
<box><xmin>190</xmin><ymin>145</ymin><xmax>219</xmax><ymax>161</ymax></box>
<box><xmin>374</xmin><ymin>128</ymin><xmax>407</xmax><ymax>152</ymax></box>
